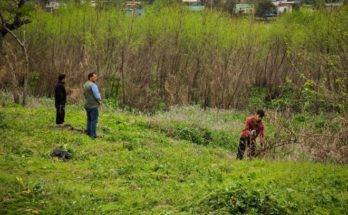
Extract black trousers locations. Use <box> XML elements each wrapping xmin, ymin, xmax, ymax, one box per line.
<box><xmin>56</xmin><ymin>105</ymin><xmax>65</xmax><ymax>125</ymax></box>
<box><xmin>236</xmin><ymin>137</ymin><xmax>256</xmax><ymax>160</ymax></box>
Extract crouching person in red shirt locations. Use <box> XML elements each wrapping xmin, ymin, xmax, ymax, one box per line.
<box><xmin>236</xmin><ymin>109</ymin><xmax>266</xmax><ymax>160</ymax></box>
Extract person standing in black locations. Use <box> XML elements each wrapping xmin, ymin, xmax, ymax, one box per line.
<box><xmin>54</xmin><ymin>74</ymin><xmax>66</xmax><ymax>126</ymax></box>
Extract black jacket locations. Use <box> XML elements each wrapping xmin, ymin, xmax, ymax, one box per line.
<box><xmin>54</xmin><ymin>82</ymin><xmax>66</xmax><ymax>106</ymax></box>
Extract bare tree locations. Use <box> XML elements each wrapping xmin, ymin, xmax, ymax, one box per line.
<box><xmin>0</xmin><ymin>0</ymin><xmax>32</xmax><ymax>105</ymax></box>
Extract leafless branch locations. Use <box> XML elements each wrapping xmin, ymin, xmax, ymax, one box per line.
<box><xmin>3</xmin><ymin>25</ymin><xmax>25</xmax><ymax>48</ymax></box>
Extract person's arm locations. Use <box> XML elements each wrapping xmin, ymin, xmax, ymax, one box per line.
<box><xmin>91</xmin><ymin>84</ymin><xmax>102</xmax><ymax>104</ymax></box>
<box><xmin>241</xmin><ymin>118</ymin><xmax>252</xmax><ymax>138</ymax></box>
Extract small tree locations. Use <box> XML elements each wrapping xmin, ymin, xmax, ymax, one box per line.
<box><xmin>223</xmin><ymin>0</ymin><xmax>238</xmax><ymax>15</ymax></box>
<box><xmin>0</xmin><ymin>0</ymin><xmax>33</xmax><ymax>105</ymax></box>
<box><xmin>255</xmin><ymin>0</ymin><xmax>276</xmax><ymax>17</ymax></box>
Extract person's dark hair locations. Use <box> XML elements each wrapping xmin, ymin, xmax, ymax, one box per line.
<box><xmin>58</xmin><ymin>74</ymin><xmax>66</xmax><ymax>81</ymax></box>
<box><xmin>88</xmin><ymin>72</ymin><xmax>96</xmax><ymax>80</ymax></box>
<box><xmin>256</xmin><ymin>109</ymin><xmax>265</xmax><ymax>118</ymax></box>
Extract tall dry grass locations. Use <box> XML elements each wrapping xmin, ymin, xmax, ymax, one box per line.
<box><xmin>1</xmin><ymin>4</ymin><xmax>347</xmax><ymax>112</ymax></box>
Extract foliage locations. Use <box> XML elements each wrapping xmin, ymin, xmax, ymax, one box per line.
<box><xmin>146</xmin><ymin>105</ymin><xmax>247</xmax><ymax>150</ymax></box>
<box><xmin>255</xmin><ymin>0</ymin><xmax>277</xmax><ymax>17</ymax></box>
<box><xmin>198</xmin><ymin>174</ymin><xmax>295</xmax><ymax>214</ymax></box>
<box><xmin>1</xmin><ymin>4</ymin><xmax>348</xmax><ymax>111</ymax></box>
<box><xmin>0</xmin><ymin>97</ymin><xmax>347</xmax><ymax>214</ymax></box>
<box><xmin>0</xmin><ymin>0</ymin><xmax>34</xmax><ymax>25</ymax></box>
<box><xmin>198</xmin><ymin>166</ymin><xmax>348</xmax><ymax>214</ymax></box>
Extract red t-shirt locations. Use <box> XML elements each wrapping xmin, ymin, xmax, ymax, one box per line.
<box><xmin>240</xmin><ymin>116</ymin><xmax>264</xmax><ymax>139</ymax></box>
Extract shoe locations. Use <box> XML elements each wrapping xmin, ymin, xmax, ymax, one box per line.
<box><xmin>89</xmin><ymin>134</ymin><xmax>103</xmax><ymax>139</ymax></box>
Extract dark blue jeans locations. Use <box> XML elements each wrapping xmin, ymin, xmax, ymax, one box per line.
<box><xmin>85</xmin><ymin>108</ymin><xmax>99</xmax><ymax>138</ymax></box>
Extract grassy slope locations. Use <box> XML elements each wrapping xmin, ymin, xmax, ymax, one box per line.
<box><xmin>0</xmin><ymin>103</ymin><xmax>347</xmax><ymax>214</ymax></box>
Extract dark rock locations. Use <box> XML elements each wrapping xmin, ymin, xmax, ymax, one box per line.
<box><xmin>51</xmin><ymin>148</ymin><xmax>72</xmax><ymax>160</ymax></box>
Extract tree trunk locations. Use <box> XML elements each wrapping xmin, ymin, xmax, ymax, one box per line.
<box><xmin>120</xmin><ymin>47</ymin><xmax>126</xmax><ymax>106</ymax></box>
<box><xmin>3</xmin><ymin>41</ymin><xmax>20</xmax><ymax>104</ymax></box>
<box><xmin>0</xmin><ymin>36</ymin><xmax>3</xmax><ymax>61</ymax></box>
<box><xmin>4</xmin><ymin>27</ymin><xmax>30</xmax><ymax>106</ymax></box>
<box><xmin>7</xmin><ymin>58</ymin><xmax>20</xmax><ymax>104</ymax></box>
<box><xmin>0</xmin><ymin>36</ymin><xmax>6</xmax><ymax>71</ymax></box>
<box><xmin>22</xmin><ymin>43</ymin><xmax>30</xmax><ymax>106</ymax></box>
<box><xmin>22</xmin><ymin>67</ymin><xmax>29</xmax><ymax>106</ymax></box>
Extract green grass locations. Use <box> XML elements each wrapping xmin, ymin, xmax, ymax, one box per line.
<box><xmin>0</xmin><ymin>100</ymin><xmax>347</xmax><ymax>214</ymax></box>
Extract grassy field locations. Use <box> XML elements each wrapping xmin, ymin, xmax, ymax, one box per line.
<box><xmin>0</xmin><ymin>98</ymin><xmax>347</xmax><ymax>214</ymax></box>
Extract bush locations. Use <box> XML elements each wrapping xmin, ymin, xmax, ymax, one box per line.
<box><xmin>147</xmin><ymin>121</ymin><xmax>237</xmax><ymax>150</ymax></box>
<box><xmin>197</xmin><ymin>175</ymin><xmax>296</xmax><ymax>214</ymax></box>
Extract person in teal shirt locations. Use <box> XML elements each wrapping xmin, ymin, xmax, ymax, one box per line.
<box><xmin>83</xmin><ymin>72</ymin><xmax>102</xmax><ymax>138</ymax></box>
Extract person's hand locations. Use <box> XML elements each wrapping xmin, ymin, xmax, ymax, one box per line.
<box><xmin>250</xmin><ymin>130</ymin><xmax>257</xmax><ymax>137</ymax></box>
